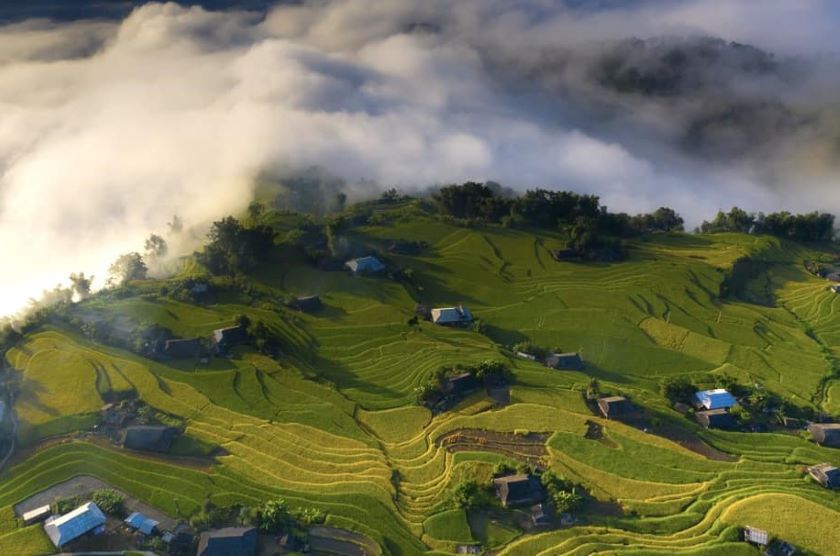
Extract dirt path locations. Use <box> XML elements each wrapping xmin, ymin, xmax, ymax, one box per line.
<box><xmin>437</xmin><ymin>429</ymin><xmax>549</xmax><ymax>468</ymax></box>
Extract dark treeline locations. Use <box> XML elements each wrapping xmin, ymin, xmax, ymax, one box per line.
<box><xmin>699</xmin><ymin>207</ymin><xmax>835</xmax><ymax>242</ymax></box>
<box><xmin>434</xmin><ymin>182</ymin><xmax>684</xmax><ymax>258</ymax></box>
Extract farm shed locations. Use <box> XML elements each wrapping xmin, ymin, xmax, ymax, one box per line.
<box><xmin>431</xmin><ymin>305</ymin><xmax>473</xmax><ymax>325</ymax></box>
<box><xmin>597</xmin><ymin>396</ymin><xmax>634</xmax><ymax>419</ymax></box>
<box><xmin>22</xmin><ymin>505</ymin><xmax>51</xmax><ymax>525</ymax></box>
<box><xmin>44</xmin><ymin>502</ymin><xmax>106</xmax><ymax>548</ymax></box>
<box><xmin>808</xmin><ymin>423</ymin><xmax>840</xmax><ymax>447</ymax></box>
<box><xmin>493</xmin><ymin>474</ymin><xmax>544</xmax><ymax>507</ymax></box>
<box><xmin>345</xmin><ymin>256</ymin><xmax>385</xmax><ymax>274</ymax></box>
<box><xmin>808</xmin><ymin>463</ymin><xmax>840</xmax><ymax>488</ymax></box>
<box><xmin>198</xmin><ymin>526</ymin><xmax>257</xmax><ymax>556</ymax></box>
<box><xmin>163</xmin><ymin>338</ymin><xmax>202</xmax><ymax>358</ymax></box>
<box><xmin>695</xmin><ymin>409</ymin><xmax>737</xmax><ymax>430</ymax></box>
<box><xmin>694</xmin><ymin>388</ymin><xmax>736</xmax><ymax>410</ymax></box>
<box><xmin>545</xmin><ymin>352</ymin><xmax>584</xmax><ymax>370</ymax></box>
<box><xmin>744</xmin><ymin>525</ymin><xmax>769</xmax><ymax>546</ymax></box>
<box><xmin>289</xmin><ymin>295</ymin><xmax>321</xmax><ymax>312</ymax></box>
<box><xmin>125</xmin><ymin>511</ymin><xmax>159</xmax><ymax>535</ymax></box>
<box><xmin>123</xmin><ymin>425</ymin><xmax>179</xmax><ymax>453</ymax></box>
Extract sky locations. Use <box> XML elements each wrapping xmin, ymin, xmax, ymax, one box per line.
<box><xmin>2</xmin><ymin>0</ymin><xmax>840</xmax><ymax>317</ymax></box>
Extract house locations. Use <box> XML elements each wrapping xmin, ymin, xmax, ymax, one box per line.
<box><xmin>21</xmin><ymin>505</ymin><xmax>51</xmax><ymax>526</ymax></box>
<box><xmin>444</xmin><ymin>372</ymin><xmax>481</xmax><ymax>396</ymax></box>
<box><xmin>164</xmin><ymin>338</ymin><xmax>202</xmax><ymax>359</ymax></box>
<box><xmin>213</xmin><ymin>325</ymin><xmax>247</xmax><ymax>349</ymax></box>
<box><xmin>544</xmin><ymin>352</ymin><xmax>584</xmax><ymax>370</ymax></box>
<box><xmin>289</xmin><ymin>295</ymin><xmax>321</xmax><ymax>312</ymax></box>
<box><xmin>125</xmin><ymin>512</ymin><xmax>160</xmax><ymax>535</ymax></box>
<box><xmin>744</xmin><ymin>525</ymin><xmax>769</xmax><ymax>546</ymax></box>
<box><xmin>808</xmin><ymin>423</ymin><xmax>840</xmax><ymax>447</ymax></box>
<box><xmin>123</xmin><ymin>426</ymin><xmax>179</xmax><ymax>453</ymax></box>
<box><xmin>597</xmin><ymin>396</ymin><xmax>635</xmax><ymax>419</ymax></box>
<box><xmin>43</xmin><ymin>502</ymin><xmax>106</xmax><ymax>548</ymax></box>
<box><xmin>431</xmin><ymin>305</ymin><xmax>473</xmax><ymax>326</ymax></box>
<box><xmin>768</xmin><ymin>540</ymin><xmax>797</xmax><ymax>556</ymax></box>
<box><xmin>164</xmin><ymin>529</ymin><xmax>195</xmax><ymax>554</ymax></box>
<box><xmin>493</xmin><ymin>474</ymin><xmax>544</xmax><ymax>507</ymax></box>
<box><xmin>695</xmin><ymin>409</ymin><xmax>737</xmax><ymax>430</ymax></box>
<box><xmin>830</xmin><ymin>284</ymin><xmax>840</xmax><ymax>294</ymax></box>
<box><xmin>345</xmin><ymin>256</ymin><xmax>385</xmax><ymax>274</ymax></box>
<box><xmin>197</xmin><ymin>526</ymin><xmax>257</xmax><ymax>556</ymax></box>
<box><xmin>456</xmin><ymin>545</ymin><xmax>482</xmax><ymax>555</ymax></box>
<box><xmin>694</xmin><ymin>388</ymin><xmax>737</xmax><ymax>410</ymax></box>
<box><xmin>808</xmin><ymin>463</ymin><xmax>840</xmax><ymax>488</ymax></box>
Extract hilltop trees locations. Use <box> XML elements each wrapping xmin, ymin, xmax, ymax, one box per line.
<box><xmin>700</xmin><ymin>207</ymin><xmax>834</xmax><ymax>241</ymax></box>
<box><xmin>68</xmin><ymin>272</ymin><xmax>94</xmax><ymax>300</ymax></box>
<box><xmin>197</xmin><ymin>216</ymin><xmax>275</xmax><ymax>275</ymax></box>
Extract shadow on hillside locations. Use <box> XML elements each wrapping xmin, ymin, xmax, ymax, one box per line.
<box><xmin>483</xmin><ymin>324</ymin><xmax>529</xmax><ymax>346</ymax></box>
<box><xmin>581</xmin><ymin>363</ymin><xmax>634</xmax><ymax>385</ymax></box>
<box><xmin>292</xmin><ymin>348</ymin><xmax>404</xmax><ymax>404</ymax></box>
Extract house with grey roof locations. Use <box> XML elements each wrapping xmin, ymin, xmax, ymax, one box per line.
<box><xmin>43</xmin><ymin>502</ymin><xmax>106</xmax><ymax>548</ymax></box>
<box><xmin>123</xmin><ymin>425</ymin><xmax>179</xmax><ymax>453</ymax></box>
<box><xmin>197</xmin><ymin>526</ymin><xmax>257</xmax><ymax>556</ymax></box>
<box><xmin>493</xmin><ymin>474</ymin><xmax>544</xmax><ymax>507</ymax></box>
<box><xmin>431</xmin><ymin>305</ymin><xmax>473</xmax><ymax>326</ymax></box>
<box><xmin>808</xmin><ymin>463</ymin><xmax>840</xmax><ymax>488</ymax></box>
<box><xmin>544</xmin><ymin>352</ymin><xmax>584</xmax><ymax>370</ymax></box>
<box><xmin>808</xmin><ymin>423</ymin><xmax>840</xmax><ymax>447</ymax></box>
<box><xmin>163</xmin><ymin>338</ymin><xmax>202</xmax><ymax>359</ymax></box>
<box><xmin>597</xmin><ymin>396</ymin><xmax>635</xmax><ymax>419</ymax></box>
<box><xmin>695</xmin><ymin>409</ymin><xmax>737</xmax><ymax>430</ymax></box>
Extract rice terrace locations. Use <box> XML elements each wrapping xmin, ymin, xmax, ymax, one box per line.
<box><xmin>1</xmin><ymin>183</ymin><xmax>840</xmax><ymax>555</ymax></box>
<box><xmin>5</xmin><ymin>1</ymin><xmax>840</xmax><ymax>555</ymax></box>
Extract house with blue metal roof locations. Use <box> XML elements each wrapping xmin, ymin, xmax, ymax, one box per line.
<box><xmin>125</xmin><ymin>511</ymin><xmax>159</xmax><ymax>535</ymax></box>
<box><xmin>694</xmin><ymin>388</ymin><xmax>736</xmax><ymax>410</ymax></box>
<box><xmin>345</xmin><ymin>256</ymin><xmax>385</xmax><ymax>275</ymax></box>
<box><xmin>43</xmin><ymin>502</ymin><xmax>106</xmax><ymax>547</ymax></box>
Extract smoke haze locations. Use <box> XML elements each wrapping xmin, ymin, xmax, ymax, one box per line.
<box><xmin>2</xmin><ymin>0</ymin><xmax>840</xmax><ymax>316</ymax></box>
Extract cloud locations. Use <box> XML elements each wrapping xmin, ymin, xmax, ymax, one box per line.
<box><xmin>1</xmin><ymin>0</ymin><xmax>840</xmax><ymax>317</ymax></box>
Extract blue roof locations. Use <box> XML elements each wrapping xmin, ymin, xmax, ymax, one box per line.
<box><xmin>346</xmin><ymin>256</ymin><xmax>385</xmax><ymax>273</ymax></box>
<box><xmin>44</xmin><ymin>502</ymin><xmax>106</xmax><ymax>547</ymax></box>
<box><xmin>125</xmin><ymin>512</ymin><xmax>159</xmax><ymax>535</ymax></box>
<box><xmin>694</xmin><ymin>389</ymin><xmax>736</xmax><ymax>409</ymax></box>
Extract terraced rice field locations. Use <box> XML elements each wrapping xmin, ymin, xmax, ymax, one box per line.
<box><xmin>3</xmin><ymin>215</ymin><xmax>840</xmax><ymax>554</ymax></box>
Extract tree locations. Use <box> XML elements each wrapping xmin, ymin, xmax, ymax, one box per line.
<box><xmin>450</xmin><ymin>480</ymin><xmax>484</xmax><ymax>510</ymax></box>
<box><xmin>256</xmin><ymin>498</ymin><xmax>292</xmax><ymax>533</ymax></box>
<box><xmin>661</xmin><ymin>376</ymin><xmax>696</xmax><ymax>404</ymax></box>
<box><xmin>144</xmin><ymin>234</ymin><xmax>168</xmax><ymax>259</ymax></box>
<box><xmin>68</xmin><ymin>272</ymin><xmax>94</xmax><ymax>300</ymax></box>
<box><xmin>108</xmin><ymin>252</ymin><xmax>147</xmax><ymax>286</ymax></box>
<box><xmin>247</xmin><ymin>201</ymin><xmax>264</xmax><ymax>221</ymax></box>
<box><xmin>92</xmin><ymin>489</ymin><xmax>125</xmax><ymax>516</ymax></box>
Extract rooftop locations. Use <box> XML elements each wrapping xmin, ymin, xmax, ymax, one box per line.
<box><xmin>44</xmin><ymin>502</ymin><xmax>106</xmax><ymax>547</ymax></box>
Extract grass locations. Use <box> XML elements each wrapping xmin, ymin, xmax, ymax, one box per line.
<box><xmin>423</xmin><ymin>509</ymin><xmax>474</xmax><ymax>544</ymax></box>
<box><xmin>5</xmin><ymin>210</ymin><xmax>840</xmax><ymax>555</ymax></box>
<box><xmin>720</xmin><ymin>493</ymin><xmax>840</xmax><ymax>555</ymax></box>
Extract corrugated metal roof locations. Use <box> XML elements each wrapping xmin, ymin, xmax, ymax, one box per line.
<box><xmin>44</xmin><ymin>502</ymin><xmax>106</xmax><ymax>547</ymax></box>
<box><xmin>694</xmin><ymin>388</ymin><xmax>736</xmax><ymax>410</ymax></box>
<box><xmin>125</xmin><ymin>511</ymin><xmax>159</xmax><ymax>535</ymax></box>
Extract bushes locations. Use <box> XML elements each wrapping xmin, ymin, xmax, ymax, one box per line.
<box><xmin>93</xmin><ymin>488</ymin><xmax>126</xmax><ymax>517</ymax></box>
<box><xmin>540</xmin><ymin>471</ymin><xmax>583</xmax><ymax>514</ymax></box>
<box><xmin>449</xmin><ymin>480</ymin><xmax>490</xmax><ymax>510</ymax></box>
<box><xmin>662</xmin><ymin>376</ymin><xmax>697</xmax><ymax>405</ymax></box>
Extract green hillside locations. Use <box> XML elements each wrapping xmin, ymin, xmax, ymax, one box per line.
<box><xmin>3</xmin><ymin>199</ymin><xmax>840</xmax><ymax>555</ymax></box>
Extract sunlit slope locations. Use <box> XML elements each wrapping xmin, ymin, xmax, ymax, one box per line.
<box><xmin>5</xmin><ymin>221</ymin><xmax>840</xmax><ymax>554</ymax></box>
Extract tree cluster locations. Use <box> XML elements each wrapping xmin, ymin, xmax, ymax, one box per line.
<box><xmin>700</xmin><ymin>207</ymin><xmax>835</xmax><ymax>241</ymax></box>
<box><xmin>92</xmin><ymin>489</ymin><xmax>126</xmax><ymax>517</ymax></box>
<box><xmin>434</xmin><ymin>182</ymin><xmax>684</xmax><ymax>259</ymax></box>
<box><xmin>541</xmin><ymin>471</ymin><xmax>583</xmax><ymax>514</ymax></box>
<box><xmin>196</xmin><ymin>217</ymin><xmax>275</xmax><ymax>275</ymax></box>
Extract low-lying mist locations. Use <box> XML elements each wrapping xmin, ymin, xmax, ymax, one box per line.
<box><xmin>2</xmin><ymin>0</ymin><xmax>840</xmax><ymax>317</ymax></box>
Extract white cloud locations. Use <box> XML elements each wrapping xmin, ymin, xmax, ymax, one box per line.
<box><xmin>1</xmin><ymin>0</ymin><xmax>840</xmax><ymax>316</ymax></box>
